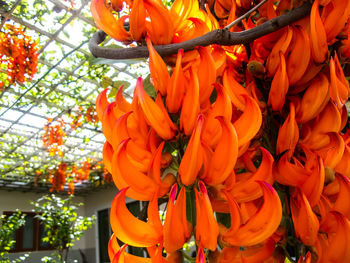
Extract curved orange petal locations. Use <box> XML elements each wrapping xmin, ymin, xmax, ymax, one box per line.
<box><xmin>96</xmin><ymin>88</ymin><xmax>109</xmax><ymax>121</ymax></box>
<box><xmin>275</xmin><ymin>153</ymin><xmax>310</xmax><ymax>186</ymax></box>
<box><xmin>103</xmin><ymin>141</ymin><xmax>114</xmax><ymax>173</ymax></box>
<box><xmin>317</xmin><ymin>132</ymin><xmax>345</xmax><ymax>169</ymax></box>
<box><xmin>164</xmin><ymin>184</ymin><xmax>192</xmax><ymax>252</ymax></box>
<box><xmin>233</xmin><ymin>95</ymin><xmax>262</xmax><ymax>147</ymax></box>
<box><xmin>201</xmin><ymin>83</ymin><xmax>232</xmax><ymax>148</ymax></box>
<box><xmin>329</xmin><ymin>53</ymin><xmax>350</xmax><ymax>109</ymax></box>
<box><xmin>310</xmin><ymin>0</ymin><xmax>328</xmax><ymax>63</ymax></box>
<box><xmin>276</xmin><ymin>103</ymin><xmax>299</xmax><ymax>156</ymax></box>
<box><xmin>335</xmin><ymin>145</ymin><xmax>350</xmax><ymax>177</ymax></box>
<box><xmin>146</xmin><ymin>36</ymin><xmax>170</xmax><ymax>96</ymax></box>
<box><xmin>319</xmin><ymin>211</ymin><xmax>350</xmax><ymax>262</ymax></box>
<box><xmin>102</xmin><ymin>101</ymin><xmax>117</xmax><ymax>144</ymax></box>
<box><xmin>115</xmin><ymin>86</ymin><xmax>132</xmax><ymax>114</ymax></box>
<box><xmin>129</xmin><ymin>0</ymin><xmax>146</xmax><ymax>41</ymax></box>
<box><xmin>228</xmin><ymin>148</ymin><xmax>274</xmax><ymax>202</ymax></box>
<box><xmin>287</xmin><ymin>26</ymin><xmax>311</xmax><ymax>85</ymax></box>
<box><xmin>221</xmin><ymin>191</ymin><xmax>241</xmax><ymax>238</ymax></box>
<box><xmin>311</xmin><ymin>101</ymin><xmax>342</xmax><ymax>134</ymax></box>
<box><xmin>291</xmin><ymin>188</ymin><xmax>319</xmax><ymax>246</ymax></box>
<box><xmin>222</xmin><ymin>67</ymin><xmax>249</xmax><ymax>111</ymax></box>
<box><xmin>333</xmin><ymin>174</ymin><xmax>350</xmax><ymax>219</ymax></box>
<box><xmin>300</xmin><ymin>155</ymin><xmax>325</xmax><ymax>207</ymax></box>
<box><xmin>204</xmin><ymin>116</ymin><xmax>238</xmax><ymax>186</ymax></box>
<box><xmin>135</xmin><ymin>77</ymin><xmax>175</xmax><ymax>140</ymax></box>
<box><xmin>222</xmin><ymin>182</ymin><xmax>282</xmax><ymax>246</ymax></box>
<box><xmin>197</xmin><ymin>47</ymin><xmax>216</xmax><ymax>106</ymax></box>
<box><xmin>147</xmin><ymin>141</ymin><xmax>175</xmax><ymax>196</ymax></box>
<box><xmin>296</xmin><ymin>73</ymin><xmax>329</xmax><ymax>123</ymax></box>
<box><xmin>268</xmin><ymin>52</ymin><xmax>289</xmax><ymax>111</ymax></box>
<box><xmin>170</xmin><ymin>0</ymin><xmax>194</xmax><ymax>31</ymax></box>
<box><xmin>112</xmin><ymin>139</ymin><xmax>158</xmax><ymax>200</ymax></box>
<box><xmin>173</xmin><ymin>18</ymin><xmax>210</xmax><ymax>43</ymax></box>
<box><xmin>108</xmin><ymin>234</ymin><xmax>151</xmax><ymax>263</ymax></box>
<box><xmin>180</xmin><ymin>67</ymin><xmax>200</xmax><ymax>136</ymax></box>
<box><xmin>144</xmin><ymin>0</ymin><xmax>174</xmax><ymax>45</ymax></box>
<box><xmin>110</xmin><ymin>188</ymin><xmax>162</xmax><ymax>247</ymax></box>
<box><xmin>111</xmin><ymin>111</ymin><xmax>131</xmax><ymax>149</ymax></box>
<box><xmin>179</xmin><ymin>115</ymin><xmax>204</xmax><ymax>186</ymax></box>
<box><xmin>90</xmin><ymin>0</ymin><xmax>131</xmax><ymax>42</ymax></box>
<box><xmin>266</xmin><ymin>26</ymin><xmax>293</xmax><ymax>75</ymax></box>
<box><xmin>195</xmin><ymin>181</ymin><xmax>219</xmax><ymax>251</ymax></box>
<box><xmin>166</xmin><ymin>49</ymin><xmax>185</xmax><ymax>113</ymax></box>
<box><xmin>323</xmin><ymin>0</ymin><xmax>350</xmax><ymax>42</ymax></box>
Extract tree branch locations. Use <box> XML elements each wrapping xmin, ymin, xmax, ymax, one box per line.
<box><xmin>89</xmin><ymin>2</ymin><xmax>311</xmax><ymax>60</ymax></box>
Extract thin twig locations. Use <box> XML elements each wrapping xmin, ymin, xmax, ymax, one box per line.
<box><xmin>89</xmin><ymin>2</ymin><xmax>311</xmax><ymax>60</ymax></box>
<box><xmin>224</xmin><ymin>0</ymin><xmax>268</xmax><ymax>30</ymax></box>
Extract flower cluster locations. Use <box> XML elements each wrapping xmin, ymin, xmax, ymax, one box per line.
<box><xmin>42</xmin><ymin>118</ymin><xmax>66</xmax><ymax>157</ymax></box>
<box><xmin>0</xmin><ymin>23</ymin><xmax>38</xmax><ymax>88</ymax></box>
<box><xmin>92</xmin><ymin>0</ymin><xmax>350</xmax><ymax>262</ymax></box>
<box><xmin>34</xmin><ymin>159</ymin><xmax>110</xmax><ymax>194</ymax></box>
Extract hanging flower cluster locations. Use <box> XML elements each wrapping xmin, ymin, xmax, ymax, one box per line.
<box><xmin>42</xmin><ymin>118</ymin><xmax>66</xmax><ymax>157</ymax></box>
<box><xmin>33</xmin><ymin>159</ymin><xmax>111</xmax><ymax>194</ymax></box>
<box><xmin>0</xmin><ymin>23</ymin><xmax>38</xmax><ymax>88</ymax></box>
<box><xmin>92</xmin><ymin>0</ymin><xmax>350</xmax><ymax>262</ymax></box>
<box><xmin>69</xmin><ymin>105</ymin><xmax>99</xmax><ymax>130</ymax></box>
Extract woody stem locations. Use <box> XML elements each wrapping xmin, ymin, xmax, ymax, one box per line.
<box><xmin>89</xmin><ymin>2</ymin><xmax>311</xmax><ymax>60</ymax></box>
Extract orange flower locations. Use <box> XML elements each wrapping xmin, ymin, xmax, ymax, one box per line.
<box><xmin>228</xmin><ymin>147</ymin><xmax>274</xmax><ymax>202</ymax></box>
<box><xmin>144</xmin><ymin>0</ymin><xmax>174</xmax><ymax>45</ymax></box>
<box><xmin>179</xmin><ymin>115</ymin><xmax>204</xmax><ymax>186</ymax></box>
<box><xmin>329</xmin><ymin>53</ymin><xmax>350</xmax><ymax>109</ymax></box>
<box><xmin>309</xmin><ymin>0</ymin><xmax>328</xmax><ymax>63</ymax></box>
<box><xmin>290</xmin><ymin>188</ymin><xmax>319</xmax><ymax>246</ymax></box>
<box><xmin>203</xmin><ymin>116</ymin><xmax>238</xmax><ymax>186</ymax></box>
<box><xmin>276</xmin><ymin>103</ymin><xmax>299</xmax><ymax>157</ymax></box>
<box><xmin>146</xmin><ymin>37</ymin><xmax>170</xmax><ymax>96</ymax></box>
<box><xmin>166</xmin><ymin>49</ymin><xmax>185</xmax><ymax>113</ymax></box>
<box><xmin>286</xmin><ymin>26</ymin><xmax>310</xmax><ymax>85</ymax></box>
<box><xmin>195</xmin><ymin>181</ymin><xmax>219</xmax><ymax>251</ymax></box>
<box><xmin>129</xmin><ymin>0</ymin><xmax>146</xmax><ymax>41</ymax></box>
<box><xmin>90</xmin><ymin>0</ymin><xmax>131</xmax><ymax>43</ymax></box>
<box><xmin>201</xmin><ymin>84</ymin><xmax>232</xmax><ymax>148</ymax></box>
<box><xmin>222</xmin><ymin>181</ymin><xmax>282</xmax><ymax>247</ymax></box>
<box><xmin>164</xmin><ymin>184</ymin><xmax>192</xmax><ymax>252</ymax></box>
<box><xmin>296</xmin><ymin>73</ymin><xmax>329</xmax><ymax>123</ymax></box>
<box><xmin>135</xmin><ymin>77</ymin><xmax>177</xmax><ymax>140</ymax></box>
<box><xmin>266</xmin><ymin>27</ymin><xmax>293</xmax><ymax>76</ymax></box>
<box><xmin>180</xmin><ymin>67</ymin><xmax>200</xmax><ymax>136</ymax></box>
<box><xmin>268</xmin><ymin>52</ymin><xmax>289</xmax><ymax>111</ymax></box>
<box><xmin>233</xmin><ymin>95</ymin><xmax>262</xmax><ymax>147</ymax></box>
<box><xmin>110</xmin><ymin>188</ymin><xmax>162</xmax><ymax>247</ymax></box>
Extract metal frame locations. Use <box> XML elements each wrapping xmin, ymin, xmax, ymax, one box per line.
<box><xmin>0</xmin><ymin>0</ymin><xmax>137</xmax><ymax>194</ymax></box>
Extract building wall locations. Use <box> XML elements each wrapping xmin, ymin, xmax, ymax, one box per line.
<box><xmin>0</xmin><ymin>187</ymin><xmax>118</xmax><ymax>263</ymax></box>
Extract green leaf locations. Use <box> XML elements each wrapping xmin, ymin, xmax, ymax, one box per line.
<box><xmin>143</xmin><ymin>74</ymin><xmax>156</xmax><ymax>99</ymax></box>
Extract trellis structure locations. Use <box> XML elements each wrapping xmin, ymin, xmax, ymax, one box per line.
<box><xmin>0</xmin><ymin>0</ymin><xmax>142</xmax><ymax>194</ymax></box>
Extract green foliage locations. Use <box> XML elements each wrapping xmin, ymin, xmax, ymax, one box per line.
<box><xmin>0</xmin><ymin>210</ymin><xmax>25</xmax><ymax>261</ymax></box>
<box><xmin>31</xmin><ymin>195</ymin><xmax>95</xmax><ymax>263</ymax></box>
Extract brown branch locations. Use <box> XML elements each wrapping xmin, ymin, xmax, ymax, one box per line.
<box><xmin>89</xmin><ymin>2</ymin><xmax>311</xmax><ymax>60</ymax></box>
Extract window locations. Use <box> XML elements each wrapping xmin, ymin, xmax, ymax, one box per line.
<box><xmin>97</xmin><ymin>201</ymin><xmax>144</xmax><ymax>263</ymax></box>
<box><xmin>3</xmin><ymin>211</ymin><xmax>52</xmax><ymax>252</ymax></box>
